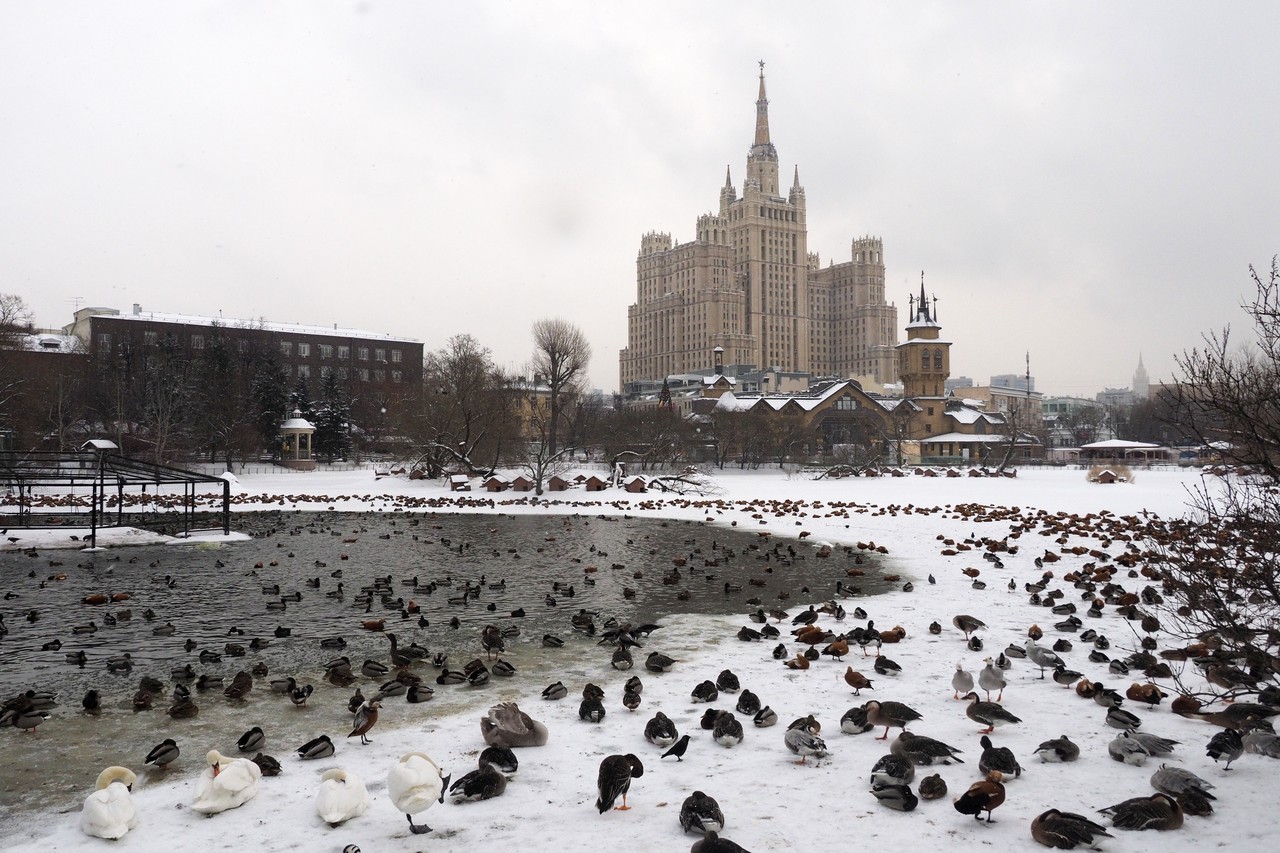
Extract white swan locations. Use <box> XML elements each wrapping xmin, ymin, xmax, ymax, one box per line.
<box><xmin>315</xmin><ymin>768</ymin><xmax>369</xmax><ymax>827</ymax></box>
<box><xmin>192</xmin><ymin>749</ymin><xmax>261</xmax><ymax>815</ymax></box>
<box><xmin>80</xmin><ymin>766</ymin><xmax>138</xmax><ymax>839</ymax></box>
<box><xmin>387</xmin><ymin>752</ymin><xmax>449</xmax><ymax>835</ymax></box>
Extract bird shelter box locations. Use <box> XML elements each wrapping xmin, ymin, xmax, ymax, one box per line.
<box><xmin>623</xmin><ymin>475</ymin><xmax>649</xmax><ymax>493</ymax></box>
<box><xmin>449</xmin><ymin>474</ymin><xmax>471</xmax><ymax>492</ymax></box>
<box><xmin>484</xmin><ymin>474</ymin><xmax>510</xmax><ymax>492</ymax></box>
<box><xmin>546</xmin><ymin>475</ymin><xmax>570</xmax><ymax>492</ymax></box>
<box><xmin>584</xmin><ymin>475</ymin><xmax>609</xmax><ymax>492</ymax></box>
<box><xmin>278</xmin><ymin>410</ymin><xmax>316</xmax><ymax>471</ymax></box>
<box><xmin>511</xmin><ymin>475</ymin><xmax>535</xmax><ymax>492</ymax></box>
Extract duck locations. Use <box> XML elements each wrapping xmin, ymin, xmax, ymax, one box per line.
<box><xmin>237</xmin><ymin>726</ymin><xmax>265</xmax><ymax>753</ymax></box>
<box><xmin>348</xmin><ymin>699</ymin><xmax>381</xmax><ymax>745</ymax></box>
<box><xmin>1106</xmin><ymin>706</ymin><xmax>1143</xmax><ymax>729</ymax></box>
<box><xmin>962</xmin><ymin>692</ymin><xmax>1022</xmax><ymax>734</ymax></box>
<box><xmin>541</xmin><ymin>681</ymin><xmax>568</xmax><ymax>701</ymax></box>
<box><xmin>144</xmin><ymin>739</ymin><xmax>180</xmax><ymax>770</ymax></box>
<box><xmin>680</xmin><ymin>790</ymin><xmax>725</xmax><ymax>835</ymax></box>
<box><xmin>691</xmin><ymin>680</ymin><xmax>719</xmax><ymax>703</ymax></box>
<box><xmin>870</xmin><ymin>782</ymin><xmax>918</xmax><ymax>811</ymax></box>
<box><xmin>1206</xmin><ymin>728</ymin><xmax>1244</xmax><ymax>770</ymax></box>
<box><xmin>192</xmin><ymin>750</ymin><xmax>261</xmax><ymax>815</ymax></box>
<box><xmin>1031</xmin><ymin>809</ymin><xmax>1114</xmax><ymax>849</ymax></box>
<box><xmin>481</xmin><ymin>701</ymin><xmax>549</xmax><ymax>748</ymax></box>
<box><xmin>644</xmin><ymin>712</ymin><xmax>679</xmax><ymax>747</ymax></box>
<box><xmin>736</xmin><ymin>689</ymin><xmax>761</xmax><ymax>716</ymax></box>
<box><xmin>251</xmin><ymin>753</ymin><xmax>281</xmax><ymax>777</ymax></box>
<box><xmin>954</xmin><ymin>771</ymin><xmax>1006</xmax><ymax>822</ymax></box>
<box><xmin>890</xmin><ymin>730</ymin><xmax>964</xmax><ymax>765</ymax></box>
<box><xmin>579</xmin><ymin>696</ymin><xmax>606</xmax><ymax>723</ymax></box>
<box><xmin>918</xmin><ymin>773</ymin><xmax>948</xmax><ymax>800</ymax></box>
<box><xmin>716</xmin><ymin>669</ymin><xmax>740</xmax><ymax>693</ymax></box>
<box><xmin>80</xmin><ymin>767</ymin><xmax>138</xmax><ymax>839</ymax></box>
<box><xmin>978</xmin><ymin>735</ymin><xmax>1022</xmax><ymax>777</ymax></box>
<box><xmin>863</xmin><ymin>699</ymin><xmax>923</xmax><ymax>740</ymax></box>
<box><xmin>1098</xmin><ymin>792</ymin><xmax>1183</xmax><ymax>831</ymax></box>
<box><xmin>869</xmin><ymin>753</ymin><xmax>915</xmax><ymax>786</ymax></box>
<box><xmin>645</xmin><ymin>651</ymin><xmax>676</xmax><ymax>673</ymax></box>
<box><xmin>754</xmin><ymin>706</ymin><xmax>779</xmax><ymax>728</ymax></box>
<box><xmin>315</xmin><ymin>768</ymin><xmax>370</xmax><ymax>826</ymax></box>
<box><xmin>596</xmin><ymin>753</ymin><xmax>644</xmax><ymax>812</ymax></box>
<box><xmin>1034</xmin><ymin>735</ymin><xmax>1079</xmax><ymax>763</ymax></box>
<box><xmin>449</xmin><ymin>761</ymin><xmax>507</xmax><ymax>801</ymax></box>
<box><xmin>783</xmin><ymin>724</ymin><xmax>827</xmax><ymax>764</ymax></box>
<box><xmin>297</xmin><ymin>735</ymin><xmax>335</xmax><ymax>760</ymax></box>
<box><xmin>713</xmin><ymin>711</ymin><xmax>745</xmax><ymax>747</ymax></box>
<box><xmin>388</xmin><ymin>752</ymin><xmax>449</xmax><ymax>835</ymax></box>
<box><xmin>951</xmin><ymin>663</ymin><xmax>974</xmax><ymax>699</ymax></box>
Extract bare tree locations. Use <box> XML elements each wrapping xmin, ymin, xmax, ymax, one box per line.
<box><xmin>530</xmin><ymin>318</ymin><xmax>591</xmax><ymax>455</ymax></box>
<box><xmin>0</xmin><ymin>293</ymin><xmax>35</xmax><ymax>417</ymax></box>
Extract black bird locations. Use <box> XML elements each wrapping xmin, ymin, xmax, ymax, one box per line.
<box><xmin>662</xmin><ymin>734</ymin><xmax>691</xmax><ymax>762</ymax></box>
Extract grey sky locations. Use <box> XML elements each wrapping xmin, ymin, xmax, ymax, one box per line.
<box><xmin>3</xmin><ymin>1</ymin><xmax>1277</xmax><ymax>397</ymax></box>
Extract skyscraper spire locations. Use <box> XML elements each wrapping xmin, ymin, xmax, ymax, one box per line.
<box><xmin>725</xmin><ymin>165</ymin><xmax>733</xmax><ymax>188</ymax></box>
<box><xmin>754</xmin><ymin>59</ymin><xmax>770</xmax><ymax>147</ymax></box>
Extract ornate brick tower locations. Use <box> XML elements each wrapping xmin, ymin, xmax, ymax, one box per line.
<box><xmin>896</xmin><ymin>274</ymin><xmax>951</xmax><ymax>435</ymax></box>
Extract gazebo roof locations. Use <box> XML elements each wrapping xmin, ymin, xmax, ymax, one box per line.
<box><xmin>1080</xmin><ymin>439</ymin><xmax>1160</xmax><ymax>449</ymax></box>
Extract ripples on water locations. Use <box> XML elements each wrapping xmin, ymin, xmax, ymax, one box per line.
<box><xmin>0</xmin><ymin>510</ymin><xmax>890</xmax><ymax>829</ymax></box>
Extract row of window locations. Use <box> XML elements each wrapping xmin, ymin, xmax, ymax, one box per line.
<box><xmin>288</xmin><ymin>364</ymin><xmax>402</xmax><ymax>383</ymax></box>
<box><xmin>98</xmin><ymin>332</ymin><xmax>405</xmax><ymax>366</ymax></box>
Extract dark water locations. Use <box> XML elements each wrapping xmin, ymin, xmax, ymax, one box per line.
<box><xmin>0</xmin><ymin>510</ymin><xmax>890</xmax><ymax>829</ymax></box>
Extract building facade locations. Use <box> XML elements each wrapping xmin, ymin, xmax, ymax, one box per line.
<box><xmin>619</xmin><ymin>68</ymin><xmax>898</xmax><ymax>393</ymax></box>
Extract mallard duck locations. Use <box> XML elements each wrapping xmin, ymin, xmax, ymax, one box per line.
<box><xmin>297</xmin><ymin>735</ymin><xmax>335</xmax><ymax>760</ymax></box>
<box><xmin>1106</xmin><ymin>707</ymin><xmax>1142</xmax><ymax>730</ymax></box>
<box><xmin>481</xmin><ymin>702</ymin><xmax>549</xmax><ymax>748</ymax></box>
<box><xmin>449</xmin><ymin>762</ymin><xmax>507</xmax><ymax>801</ymax></box>
<box><xmin>736</xmin><ymin>689</ymin><xmax>761</xmax><ymax>716</ymax></box>
<box><xmin>962</xmin><ymin>692</ymin><xmax>1022</xmax><ymax>734</ymax></box>
<box><xmin>542</xmin><ymin>681</ymin><xmax>568</xmax><ymax>701</ymax></box>
<box><xmin>863</xmin><ymin>699</ymin><xmax>923</xmax><ymax>740</ymax></box>
<box><xmin>716</xmin><ymin>670</ymin><xmax>740</xmax><ymax>693</ymax></box>
<box><xmin>144</xmin><ymin>739</ymin><xmax>179</xmax><ymax>769</ymax></box>
<box><xmin>478</xmin><ymin>746</ymin><xmax>518</xmax><ymax>775</ymax></box>
<box><xmin>954</xmin><ymin>771</ymin><xmax>1006</xmax><ymax>822</ymax></box>
<box><xmin>237</xmin><ymin>726</ymin><xmax>265</xmax><ymax>753</ymax></box>
<box><xmin>80</xmin><ymin>767</ymin><xmax>138</xmax><ymax>839</ymax></box>
<box><xmin>250</xmin><ymin>752</ymin><xmax>281</xmax><ymax>776</ymax></box>
<box><xmin>596</xmin><ymin>754</ymin><xmax>644</xmax><ymax>812</ymax></box>
<box><xmin>644</xmin><ymin>712</ymin><xmax>678</xmax><ymax>746</ymax></box>
<box><xmin>223</xmin><ymin>671</ymin><xmax>252</xmax><ymax>700</ymax></box>
<box><xmin>579</xmin><ymin>696</ymin><xmax>606</xmax><ymax>723</ymax></box>
<box><xmin>891</xmin><ymin>730</ymin><xmax>964</xmax><ymax>765</ymax></box>
<box><xmin>754</xmin><ymin>706</ymin><xmax>779</xmax><ymax>728</ymax></box>
<box><xmin>1098</xmin><ymin>793</ymin><xmax>1183</xmax><ymax>831</ymax></box>
<box><xmin>192</xmin><ymin>750</ymin><xmax>261</xmax><ymax>815</ymax></box>
<box><xmin>870</xmin><ymin>782</ymin><xmax>918</xmax><ymax>811</ymax></box>
<box><xmin>1031</xmin><ymin>808</ymin><xmax>1114</xmax><ymax>849</ymax></box>
<box><xmin>645</xmin><ymin>652</ymin><xmax>676</xmax><ymax>673</ymax></box>
<box><xmin>918</xmin><ymin>773</ymin><xmax>948</xmax><ymax>800</ymax></box>
<box><xmin>388</xmin><ymin>752</ymin><xmax>449</xmax><ymax>834</ymax></box>
<box><xmin>680</xmin><ymin>790</ymin><xmax>725</xmax><ymax>835</ymax></box>
<box><xmin>315</xmin><ymin>768</ymin><xmax>369</xmax><ymax>826</ymax></box>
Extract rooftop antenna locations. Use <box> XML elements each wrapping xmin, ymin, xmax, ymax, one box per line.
<box><xmin>67</xmin><ymin>296</ymin><xmax>83</xmax><ymax>312</ymax></box>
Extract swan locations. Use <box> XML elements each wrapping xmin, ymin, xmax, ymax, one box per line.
<box><xmin>387</xmin><ymin>752</ymin><xmax>450</xmax><ymax>835</ymax></box>
<box><xmin>80</xmin><ymin>766</ymin><xmax>138</xmax><ymax>839</ymax></box>
<box><xmin>315</xmin><ymin>768</ymin><xmax>370</xmax><ymax>827</ymax></box>
<box><xmin>192</xmin><ymin>749</ymin><xmax>261</xmax><ymax>815</ymax></box>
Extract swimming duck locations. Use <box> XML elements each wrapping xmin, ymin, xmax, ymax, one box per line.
<box><xmin>1098</xmin><ymin>792</ymin><xmax>1183</xmax><ymax>831</ymax></box>
<box><xmin>80</xmin><ymin>767</ymin><xmax>138</xmax><ymax>839</ymax></box>
<box><xmin>315</xmin><ymin>768</ymin><xmax>370</xmax><ymax>826</ymax></box>
<box><xmin>144</xmin><ymin>739</ymin><xmax>180</xmax><ymax>770</ymax></box>
<box><xmin>481</xmin><ymin>702</ymin><xmax>549</xmax><ymax>748</ymax></box>
<box><xmin>297</xmin><ymin>735</ymin><xmax>335</xmax><ymax>760</ymax></box>
<box><xmin>962</xmin><ymin>692</ymin><xmax>1022</xmax><ymax>734</ymax></box>
<box><xmin>890</xmin><ymin>730</ymin><xmax>964</xmax><ymax>765</ymax></box>
<box><xmin>954</xmin><ymin>771</ymin><xmax>1006</xmax><ymax>822</ymax></box>
<box><xmin>1031</xmin><ymin>808</ymin><xmax>1114</xmax><ymax>849</ymax></box>
<box><xmin>680</xmin><ymin>790</ymin><xmax>725</xmax><ymax>835</ymax></box>
<box><xmin>596</xmin><ymin>753</ymin><xmax>644</xmax><ymax>812</ymax></box>
<box><xmin>388</xmin><ymin>752</ymin><xmax>449</xmax><ymax>834</ymax></box>
<box><xmin>192</xmin><ymin>749</ymin><xmax>261</xmax><ymax>815</ymax></box>
<box><xmin>863</xmin><ymin>699</ymin><xmax>923</xmax><ymax>740</ymax></box>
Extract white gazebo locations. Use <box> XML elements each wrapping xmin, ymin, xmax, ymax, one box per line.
<box><xmin>1080</xmin><ymin>439</ymin><xmax>1169</xmax><ymax>463</ymax></box>
<box><xmin>279</xmin><ymin>410</ymin><xmax>316</xmax><ymax>471</ymax></box>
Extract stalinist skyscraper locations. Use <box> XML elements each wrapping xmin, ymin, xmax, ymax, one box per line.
<box><xmin>619</xmin><ymin>65</ymin><xmax>899</xmax><ymax>392</ymax></box>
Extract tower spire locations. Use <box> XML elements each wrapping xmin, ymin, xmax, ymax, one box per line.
<box><xmin>725</xmin><ymin>165</ymin><xmax>733</xmax><ymax>188</ymax></box>
<box><xmin>754</xmin><ymin>59</ymin><xmax>770</xmax><ymax>146</ymax></box>
<box><xmin>918</xmin><ymin>271</ymin><xmax>930</xmax><ymax>322</ymax></box>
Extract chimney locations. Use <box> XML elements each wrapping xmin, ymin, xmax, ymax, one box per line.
<box><xmin>132</xmin><ymin>303</ymin><xmax>141</xmax><ymax>316</ymax></box>
<box><xmin>713</xmin><ymin>346</ymin><xmax>724</xmax><ymax>376</ymax></box>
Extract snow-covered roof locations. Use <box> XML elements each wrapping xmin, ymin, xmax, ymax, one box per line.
<box><xmin>701</xmin><ymin>374</ymin><xmax>736</xmax><ymax>386</ymax></box>
<box><xmin>1080</xmin><ymin>439</ymin><xmax>1161</xmax><ymax>449</ymax></box>
<box><xmin>88</xmin><ymin>310</ymin><xmax>419</xmax><ymax>343</ymax></box>
<box><xmin>918</xmin><ymin>432</ymin><xmax>1023</xmax><ymax>444</ymax></box>
<box><xmin>21</xmin><ymin>333</ymin><xmax>80</xmax><ymax>353</ymax></box>
<box><xmin>280</xmin><ymin>417</ymin><xmax>315</xmax><ymax>431</ymax></box>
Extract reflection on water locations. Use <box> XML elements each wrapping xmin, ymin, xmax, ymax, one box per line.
<box><xmin>0</xmin><ymin>510</ymin><xmax>889</xmax><ymax>829</ymax></box>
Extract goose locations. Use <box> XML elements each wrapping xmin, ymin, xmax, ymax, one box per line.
<box><xmin>1098</xmin><ymin>793</ymin><xmax>1183</xmax><ymax>831</ymax></box>
<box><xmin>80</xmin><ymin>767</ymin><xmax>138</xmax><ymax>839</ymax></box>
<box><xmin>978</xmin><ymin>658</ymin><xmax>1006</xmax><ymax>702</ymax></box>
<box><xmin>863</xmin><ymin>699</ymin><xmax>923</xmax><ymax>740</ymax></box>
<box><xmin>644</xmin><ymin>712</ymin><xmax>678</xmax><ymax>747</ymax></box>
<box><xmin>596</xmin><ymin>753</ymin><xmax>644</xmax><ymax>812</ymax></box>
<box><xmin>449</xmin><ymin>762</ymin><xmax>507</xmax><ymax>801</ymax></box>
<box><xmin>388</xmin><ymin>752</ymin><xmax>449</xmax><ymax>835</ymax></box>
<box><xmin>962</xmin><ymin>692</ymin><xmax>1022</xmax><ymax>734</ymax></box>
<box><xmin>978</xmin><ymin>735</ymin><xmax>1022</xmax><ymax>777</ymax></box>
<box><xmin>952</xmin><ymin>614</ymin><xmax>985</xmax><ymax>640</ymax></box>
<box><xmin>951</xmin><ymin>663</ymin><xmax>974</xmax><ymax>699</ymax></box>
<box><xmin>783</xmin><ymin>724</ymin><xmax>826</xmax><ymax>763</ymax></box>
<box><xmin>890</xmin><ymin>730</ymin><xmax>964</xmax><ymax>765</ymax></box>
<box><xmin>680</xmin><ymin>790</ymin><xmax>725</xmax><ymax>835</ymax></box>
<box><xmin>481</xmin><ymin>702</ymin><xmax>549</xmax><ymax>748</ymax></box>
<box><xmin>192</xmin><ymin>750</ymin><xmax>261</xmax><ymax>814</ymax></box>
<box><xmin>315</xmin><ymin>768</ymin><xmax>370</xmax><ymax>827</ymax></box>
<box><xmin>1031</xmin><ymin>809</ymin><xmax>1114</xmax><ymax>849</ymax></box>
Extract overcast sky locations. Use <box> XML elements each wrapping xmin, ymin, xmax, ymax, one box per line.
<box><xmin>3</xmin><ymin>1</ymin><xmax>1278</xmax><ymax>397</ymax></box>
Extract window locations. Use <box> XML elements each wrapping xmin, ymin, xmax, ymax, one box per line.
<box><xmin>373</xmin><ymin>369</ymin><xmax>385</xmax><ymax>382</ymax></box>
<box><xmin>337</xmin><ymin>346</ymin><xmax>349</xmax><ymax>360</ymax></box>
<box><xmin>927</xmin><ymin>406</ymin><xmax>935</xmax><ymax>416</ymax></box>
<box><xmin>390</xmin><ymin>349</ymin><xmax>402</xmax><ymax>363</ymax></box>
<box><xmin>933</xmin><ymin>349</ymin><xmax>943</xmax><ymax>370</ymax></box>
<box><xmin>297</xmin><ymin>343</ymin><xmax>310</xmax><ymax>357</ymax></box>
<box><xmin>143</xmin><ymin>331</ymin><xmax>158</xmax><ymax>345</ymax></box>
<box><xmin>924</xmin><ymin>423</ymin><xmax>932</xmax><ymax>434</ymax></box>
<box><xmin>97</xmin><ymin>333</ymin><xmax>112</xmax><ymax>354</ymax></box>
<box><xmin>336</xmin><ymin>367</ymin><xmax>348</xmax><ymax>380</ymax></box>
<box><xmin>921</xmin><ymin>350</ymin><xmax>928</xmax><ymax>369</ymax></box>
<box><xmin>392</xmin><ymin>370</ymin><xmax>402</xmax><ymax>383</ymax></box>
<box><xmin>297</xmin><ymin>364</ymin><xmax>310</xmax><ymax>378</ymax></box>
<box><xmin>280</xmin><ymin>341</ymin><xmax>292</xmax><ymax>356</ymax></box>
<box><xmin>319</xmin><ymin>344</ymin><xmax>333</xmax><ymax>359</ymax></box>
<box><xmin>358</xmin><ymin>347</ymin><xmax>369</xmax><ymax>361</ymax></box>
<box><xmin>375</xmin><ymin>348</ymin><xmax>386</xmax><ymax>363</ymax></box>
<box><xmin>190</xmin><ymin>335</ymin><xmax>204</xmax><ymax>350</ymax></box>
<box><xmin>238</xmin><ymin>340</ymin><xmax>248</xmax><ymax>353</ymax></box>
<box><xmin>320</xmin><ymin>366</ymin><xmax>333</xmax><ymax>379</ymax></box>
<box><xmin>359</xmin><ymin>369</ymin><xmax>369</xmax><ymax>382</ymax></box>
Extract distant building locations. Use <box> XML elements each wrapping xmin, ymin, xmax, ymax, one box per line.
<box><xmin>1096</xmin><ymin>387</ymin><xmax>1137</xmax><ymax>409</ymax></box>
<box><xmin>990</xmin><ymin>373</ymin><xmax>1035</xmax><ymax>393</ymax></box>
<box><xmin>1132</xmin><ymin>353</ymin><xmax>1150</xmax><ymax>399</ymax></box>
<box><xmin>619</xmin><ymin>66</ymin><xmax>898</xmax><ymax>394</ymax></box>
<box><xmin>945</xmin><ymin>376</ymin><xmax>974</xmax><ymax>394</ymax></box>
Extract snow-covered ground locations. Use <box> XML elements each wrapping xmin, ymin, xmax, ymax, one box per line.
<box><xmin>6</xmin><ymin>465</ymin><xmax>1276</xmax><ymax>852</ymax></box>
